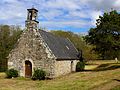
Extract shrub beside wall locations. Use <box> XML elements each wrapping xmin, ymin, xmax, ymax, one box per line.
<box><xmin>6</xmin><ymin>68</ymin><xmax>18</xmax><ymax>78</ymax></box>
<box><xmin>76</xmin><ymin>61</ymin><xmax>85</xmax><ymax>72</ymax></box>
<box><xmin>32</xmin><ymin>69</ymin><xmax>46</xmax><ymax>80</ymax></box>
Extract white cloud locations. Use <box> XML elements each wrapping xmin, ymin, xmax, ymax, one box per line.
<box><xmin>0</xmin><ymin>0</ymin><xmax>120</xmax><ymax>32</ymax></box>
<box><xmin>39</xmin><ymin>20</ymin><xmax>91</xmax><ymax>29</ymax></box>
<box><xmin>42</xmin><ymin>0</ymin><xmax>80</xmax><ymax>10</ymax></box>
<box><xmin>90</xmin><ymin>10</ymin><xmax>103</xmax><ymax>26</ymax></box>
<box><xmin>41</xmin><ymin>9</ymin><xmax>63</xmax><ymax>20</ymax></box>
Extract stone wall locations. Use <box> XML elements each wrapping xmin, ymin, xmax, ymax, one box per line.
<box><xmin>8</xmin><ymin>29</ymin><xmax>79</xmax><ymax>78</ymax></box>
<box><xmin>54</xmin><ymin>60</ymin><xmax>78</xmax><ymax>77</ymax></box>
<box><xmin>8</xmin><ymin>29</ymin><xmax>56</xmax><ymax>78</ymax></box>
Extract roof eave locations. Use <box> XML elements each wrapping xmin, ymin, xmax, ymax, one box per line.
<box><xmin>56</xmin><ymin>58</ymin><xmax>79</xmax><ymax>60</ymax></box>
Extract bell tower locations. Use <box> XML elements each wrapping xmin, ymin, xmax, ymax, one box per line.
<box><xmin>25</xmin><ymin>7</ymin><xmax>39</xmax><ymax>30</ymax></box>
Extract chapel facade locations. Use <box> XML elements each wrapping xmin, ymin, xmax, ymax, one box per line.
<box><xmin>8</xmin><ymin>7</ymin><xmax>80</xmax><ymax>78</ymax></box>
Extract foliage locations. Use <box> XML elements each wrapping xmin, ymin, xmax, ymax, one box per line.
<box><xmin>76</xmin><ymin>61</ymin><xmax>85</xmax><ymax>71</ymax></box>
<box><xmin>32</xmin><ymin>69</ymin><xmax>46</xmax><ymax>80</ymax></box>
<box><xmin>85</xmin><ymin>10</ymin><xmax>120</xmax><ymax>60</ymax></box>
<box><xmin>5</xmin><ymin>68</ymin><xmax>18</xmax><ymax>78</ymax></box>
<box><xmin>51</xmin><ymin>30</ymin><xmax>98</xmax><ymax>60</ymax></box>
<box><xmin>0</xmin><ymin>25</ymin><xmax>22</xmax><ymax>72</ymax></box>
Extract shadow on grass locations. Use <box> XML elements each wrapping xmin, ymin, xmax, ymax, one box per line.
<box><xmin>85</xmin><ymin>63</ymin><xmax>120</xmax><ymax>72</ymax></box>
<box><xmin>113</xmin><ymin>79</ymin><xmax>120</xmax><ymax>82</ymax></box>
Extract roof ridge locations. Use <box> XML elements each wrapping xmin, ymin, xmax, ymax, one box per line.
<box><xmin>39</xmin><ymin>29</ymin><xmax>68</xmax><ymax>40</ymax></box>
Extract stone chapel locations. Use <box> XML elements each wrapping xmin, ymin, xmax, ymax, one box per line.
<box><xmin>8</xmin><ymin>7</ymin><xmax>80</xmax><ymax>78</ymax></box>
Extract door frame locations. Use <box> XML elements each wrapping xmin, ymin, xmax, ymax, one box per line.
<box><xmin>25</xmin><ymin>60</ymin><xmax>32</xmax><ymax>77</ymax></box>
<box><xmin>23</xmin><ymin>58</ymin><xmax>34</xmax><ymax>77</ymax></box>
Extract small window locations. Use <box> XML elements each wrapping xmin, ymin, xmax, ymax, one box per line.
<box><xmin>66</xmin><ymin>46</ymin><xmax>69</xmax><ymax>50</ymax></box>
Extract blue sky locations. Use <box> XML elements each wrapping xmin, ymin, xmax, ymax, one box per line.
<box><xmin>0</xmin><ymin>0</ymin><xmax>120</xmax><ymax>34</ymax></box>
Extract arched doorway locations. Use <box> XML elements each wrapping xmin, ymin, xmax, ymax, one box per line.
<box><xmin>25</xmin><ymin>61</ymin><xmax>32</xmax><ymax>78</ymax></box>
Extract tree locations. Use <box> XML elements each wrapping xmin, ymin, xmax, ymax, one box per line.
<box><xmin>85</xmin><ymin>10</ymin><xmax>120</xmax><ymax>60</ymax></box>
<box><xmin>0</xmin><ymin>25</ymin><xmax>22</xmax><ymax>71</ymax></box>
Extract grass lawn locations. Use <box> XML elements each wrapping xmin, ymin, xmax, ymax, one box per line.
<box><xmin>0</xmin><ymin>60</ymin><xmax>120</xmax><ymax>90</ymax></box>
<box><xmin>112</xmin><ymin>85</ymin><xmax>120</xmax><ymax>90</ymax></box>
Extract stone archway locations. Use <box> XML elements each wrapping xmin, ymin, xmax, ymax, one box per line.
<box><xmin>25</xmin><ymin>60</ymin><xmax>32</xmax><ymax>78</ymax></box>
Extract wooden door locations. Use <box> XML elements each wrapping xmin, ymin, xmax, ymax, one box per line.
<box><xmin>25</xmin><ymin>61</ymin><xmax>32</xmax><ymax>78</ymax></box>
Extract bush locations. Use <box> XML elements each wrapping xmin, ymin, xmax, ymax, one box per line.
<box><xmin>76</xmin><ymin>61</ymin><xmax>85</xmax><ymax>72</ymax></box>
<box><xmin>32</xmin><ymin>69</ymin><xmax>46</xmax><ymax>80</ymax></box>
<box><xmin>6</xmin><ymin>68</ymin><xmax>18</xmax><ymax>78</ymax></box>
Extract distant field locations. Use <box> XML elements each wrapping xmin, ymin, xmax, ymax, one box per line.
<box><xmin>0</xmin><ymin>60</ymin><xmax>120</xmax><ymax>90</ymax></box>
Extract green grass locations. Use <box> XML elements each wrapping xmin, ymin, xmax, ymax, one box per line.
<box><xmin>0</xmin><ymin>60</ymin><xmax>120</xmax><ymax>90</ymax></box>
<box><xmin>112</xmin><ymin>86</ymin><xmax>120</xmax><ymax>90</ymax></box>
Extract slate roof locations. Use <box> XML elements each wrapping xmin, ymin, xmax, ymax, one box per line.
<box><xmin>39</xmin><ymin>30</ymin><xmax>79</xmax><ymax>60</ymax></box>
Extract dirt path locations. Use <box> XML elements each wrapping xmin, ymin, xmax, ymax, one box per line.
<box><xmin>92</xmin><ymin>80</ymin><xmax>120</xmax><ymax>90</ymax></box>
